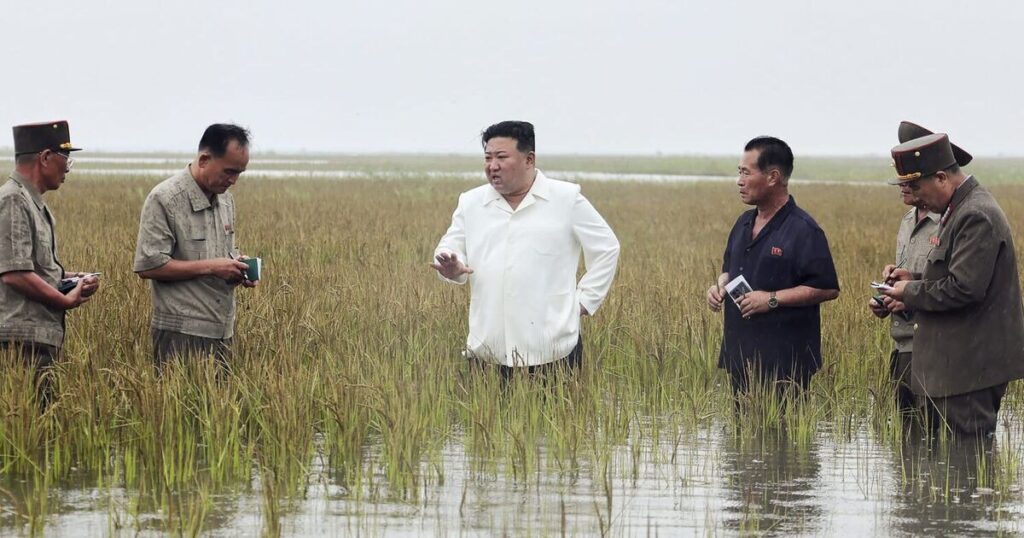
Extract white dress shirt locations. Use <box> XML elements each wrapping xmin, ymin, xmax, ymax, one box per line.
<box><xmin>435</xmin><ymin>170</ymin><xmax>620</xmax><ymax>366</ymax></box>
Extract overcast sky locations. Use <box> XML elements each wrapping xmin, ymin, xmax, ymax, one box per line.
<box><xmin>2</xmin><ymin>1</ymin><xmax>1021</xmax><ymax>156</ymax></box>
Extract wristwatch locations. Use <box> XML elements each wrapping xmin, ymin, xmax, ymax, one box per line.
<box><xmin>768</xmin><ymin>291</ymin><xmax>779</xmax><ymax>309</ymax></box>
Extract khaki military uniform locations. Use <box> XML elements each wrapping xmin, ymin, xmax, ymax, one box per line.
<box><xmin>133</xmin><ymin>166</ymin><xmax>239</xmax><ymax>356</ymax></box>
<box><xmin>0</xmin><ymin>172</ymin><xmax>65</xmax><ymax>349</ymax></box>
<box><xmin>887</xmin><ymin>208</ymin><xmax>939</xmax><ymax>412</ymax></box>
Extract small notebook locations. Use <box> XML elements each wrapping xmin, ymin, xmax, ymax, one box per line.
<box><xmin>724</xmin><ymin>275</ymin><xmax>753</xmax><ymax>306</ymax></box>
<box><xmin>244</xmin><ymin>257</ymin><xmax>262</xmax><ymax>281</ymax></box>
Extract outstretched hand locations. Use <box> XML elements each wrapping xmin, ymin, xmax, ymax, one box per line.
<box><xmin>431</xmin><ymin>252</ymin><xmax>473</xmax><ymax>280</ymax></box>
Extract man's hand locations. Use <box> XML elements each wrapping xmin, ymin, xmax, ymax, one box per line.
<box><xmin>79</xmin><ymin>275</ymin><xmax>100</xmax><ymax>298</ymax></box>
<box><xmin>431</xmin><ymin>252</ymin><xmax>473</xmax><ymax>280</ymax></box>
<box><xmin>208</xmin><ymin>258</ymin><xmax>249</xmax><ymax>283</ymax></box>
<box><xmin>881</xmin><ymin>280</ymin><xmax>910</xmax><ymax>300</ymax></box>
<box><xmin>706</xmin><ymin>283</ymin><xmax>726</xmax><ymax>312</ymax></box>
<box><xmin>62</xmin><ymin>279</ymin><xmax>92</xmax><ymax>310</ymax></box>
<box><xmin>868</xmin><ymin>296</ymin><xmax>889</xmax><ymax>318</ymax></box>
<box><xmin>738</xmin><ymin>290</ymin><xmax>771</xmax><ymax>318</ymax></box>
<box><xmin>885</xmin><ymin>267</ymin><xmax>913</xmax><ymax>283</ymax></box>
<box><xmin>235</xmin><ymin>255</ymin><xmax>259</xmax><ymax>288</ymax></box>
<box><xmin>881</xmin><ymin>264</ymin><xmax>897</xmax><ymax>283</ymax></box>
<box><xmin>885</xmin><ymin>296</ymin><xmax>907</xmax><ymax>313</ymax></box>
<box><xmin>880</xmin><ymin>268</ymin><xmax>913</xmax><ymax>300</ymax></box>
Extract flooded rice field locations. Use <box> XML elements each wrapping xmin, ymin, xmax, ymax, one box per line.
<box><xmin>2</xmin><ymin>155</ymin><xmax>1024</xmax><ymax>536</ymax></box>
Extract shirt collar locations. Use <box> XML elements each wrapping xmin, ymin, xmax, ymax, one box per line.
<box><xmin>9</xmin><ymin>170</ymin><xmax>45</xmax><ymax>210</ymax></box>
<box><xmin>945</xmin><ymin>175</ymin><xmax>976</xmax><ymax>211</ymax></box>
<box><xmin>904</xmin><ymin>207</ymin><xmax>940</xmax><ymax>224</ymax></box>
<box><xmin>742</xmin><ymin>195</ymin><xmax>795</xmax><ymax>226</ymax></box>
<box><xmin>921</xmin><ymin>210</ymin><xmax>941</xmax><ymax>223</ymax></box>
<box><xmin>183</xmin><ymin>164</ymin><xmax>216</xmax><ymax>212</ymax></box>
<box><xmin>482</xmin><ymin>169</ymin><xmax>550</xmax><ymax>206</ymax></box>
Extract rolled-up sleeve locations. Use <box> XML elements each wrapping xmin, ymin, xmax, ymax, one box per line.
<box><xmin>434</xmin><ymin>193</ymin><xmax>470</xmax><ymax>285</ymax></box>
<box><xmin>0</xmin><ymin>195</ymin><xmax>35</xmax><ymax>275</ymax></box>
<box><xmin>573</xmin><ymin>191</ymin><xmax>620</xmax><ymax>315</ymax></box>
<box><xmin>133</xmin><ymin>193</ymin><xmax>175</xmax><ymax>272</ymax></box>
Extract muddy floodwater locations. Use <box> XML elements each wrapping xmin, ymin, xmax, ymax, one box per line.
<box><xmin>3</xmin><ymin>156</ymin><xmax>1024</xmax><ymax>536</ymax></box>
<box><xmin>2</xmin><ymin>423</ymin><xmax>1021</xmax><ymax>536</ymax></box>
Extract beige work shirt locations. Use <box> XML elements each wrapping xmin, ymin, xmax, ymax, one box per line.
<box><xmin>890</xmin><ymin>207</ymin><xmax>939</xmax><ymax>352</ymax></box>
<box><xmin>133</xmin><ymin>166</ymin><xmax>239</xmax><ymax>339</ymax></box>
<box><xmin>0</xmin><ymin>172</ymin><xmax>65</xmax><ymax>347</ymax></box>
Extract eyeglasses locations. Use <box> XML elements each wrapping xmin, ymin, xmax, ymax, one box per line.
<box><xmin>903</xmin><ymin>174</ymin><xmax>935</xmax><ymax>191</ymax></box>
<box><xmin>48</xmin><ymin>150</ymin><xmax>74</xmax><ymax>173</ymax></box>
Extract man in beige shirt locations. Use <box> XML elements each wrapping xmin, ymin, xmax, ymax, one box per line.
<box><xmin>869</xmin><ymin>187</ymin><xmax>939</xmax><ymax>413</ymax></box>
<box><xmin>133</xmin><ymin>124</ymin><xmax>257</xmax><ymax>370</ymax></box>
<box><xmin>0</xmin><ymin>121</ymin><xmax>99</xmax><ymax>398</ymax></box>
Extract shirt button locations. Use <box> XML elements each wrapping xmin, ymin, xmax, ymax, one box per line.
<box><xmin>913</xmin><ymin>323</ymin><xmax>919</xmax><ymax>330</ymax></box>
<box><xmin>893</xmin><ymin>321</ymin><xmax>900</xmax><ymax>326</ymax></box>
<box><xmin>910</xmin><ymin>239</ymin><xmax>915</xmax><ymax>244</ymax></box>
<box><xmin>739</xmin><ymin>266</ymin><xmax>743</xmax><ymax>271</ymax></box>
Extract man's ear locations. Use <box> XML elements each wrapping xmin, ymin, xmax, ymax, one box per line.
<box><xmin>525</xmin><ymin>151</ymin><xmax>536</xmax><ymax>167</ymax></box>
<box><xmin>196</xmin><ymin>151</ymin><xmax>212</xmax><ymax>168</ymax></box>
<box><xmin>766</xmin><ymin>167</ymin><xmax>782</xmax><ymax>187</ymax></box>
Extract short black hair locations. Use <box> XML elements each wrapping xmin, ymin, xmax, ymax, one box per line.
<box><xmin>198</xmin><ymin>124</ymin><xmax>250</xmax><ymax>158</ymax></box>
<box><xmin>744</xmin><ymin>136</ymin><xmax>794</xmax><ymax>180</ymax></box>
<box><xmin>481</xmin><ymin>121</ymin><xmax>535</xmax><ymax>153</ymax></box>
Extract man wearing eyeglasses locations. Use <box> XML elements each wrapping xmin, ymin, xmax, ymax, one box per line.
<box><xmin>881</xmin><ymin>129</ymin><xmax>1024</xmax><ymax>440</ymax></box>
<box><xmin>0</xmin><ymin>121</ymin><xmax>100</xmax><ymax>399</ymax></box>
<box><xmin>868</xmin><ymin>122</ymin><xmax>945</xmax><ymax>418</ymax></box>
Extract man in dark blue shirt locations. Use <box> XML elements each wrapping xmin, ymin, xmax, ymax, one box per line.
<box><xmin>706</xmin><ymin>137</ymin><xmax>840</xmax><ymax>393</ymax></box>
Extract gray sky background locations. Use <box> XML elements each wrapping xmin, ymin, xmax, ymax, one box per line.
<box><xmin>3</xmin><ymin>1</ymin><xmax>1021</xmax><ymax>156</ymax></box>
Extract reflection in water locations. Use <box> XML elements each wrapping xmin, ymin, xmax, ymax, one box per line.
<box><xmin>720</xmin><ymin>434</ymin><xmax>824</xmax><ymax>535</ymax></box>
<box><xmin>888</xmin><ymin>433</ymin><xmax>1012</xmax><ymax>536</ymax></box>
<box><xmin>3</xmin><ymin>426</ymin><xmax>1024</xmax><ymax>535</ymax></box>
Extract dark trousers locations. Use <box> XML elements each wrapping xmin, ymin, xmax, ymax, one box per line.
<box><xmin>923</xmin><ymin>383</ymin><xmax>1007</xmax><ymax>440</ymax></box>
<box><xmin>498</xmin><ymin>336</ymin><xmax>583</xmax><ymax>381</ymax></box>
<box><xmin>727</xmin><ymin>363</ymin><xmax>812</xmax><ymax>396</ymax></box>
<box><xmin>151</xmin><ymin>328</ymin><xmax>233</xmax><ymax>374</ymax></box>
<box><xmin>471</xmin><ymin>336</ymin><xmax>583</xmax><ymax>382</ymax></box>
<box><xmin>0</xmin><ymin>340</ymin><xmax>60</xmax><ymax>405</ymax></box>
<box><xmin>890</xmin><ymin>350</ymin><xmax>916</xmax><ymax>415</ymax></box>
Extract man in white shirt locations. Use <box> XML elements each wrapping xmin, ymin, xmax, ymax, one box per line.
<box><xmin>432</xmin><ymin>121</ymin><xmax>620</xmax><ymax>377</ymax></box>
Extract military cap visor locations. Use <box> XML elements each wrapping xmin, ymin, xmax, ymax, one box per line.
<box><xmin>12</xmin><ymin>120</ymin><xmax>82</xmax><ymax>156</ymax></box>
<box><xmin>888</xmin><ymin>133</ymin><xmax>957</xmax><ymax>185</ymax></box>
<box><xmin>898</xmin><ymin>120</ymin><xmax>972</xmax><ymax>166</ymax></box>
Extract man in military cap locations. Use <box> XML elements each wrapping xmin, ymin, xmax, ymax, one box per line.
<box><xmin>881</xmin><ymin>129</ymin><xmax>1024</xmax><ymax>439</ymax></box>
<box><xmin>133</xmin><ymin>124</ymin><xmax>258</xmax><ymax>371</ymax></box>
<box><xmin>0</xmin><ymin>121</ymin><xmax>100</xmax><ymax>396</ymax></box>
<box><xmin>868</xmin><ymin>122</ymin><xmax>948</xmax><ymax>416</ymax></box>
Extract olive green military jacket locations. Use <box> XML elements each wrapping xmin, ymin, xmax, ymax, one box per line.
<box><xmin>902</xmin><ymin>176</ymin><xmax>1024</xmax><ymax>397</ymax></box>
<box><xmin>0</xmin><ymin>173</ymin><xmax>65</xmax><ymax>347</ymax></box>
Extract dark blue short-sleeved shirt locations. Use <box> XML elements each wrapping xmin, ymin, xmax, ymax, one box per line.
<box><xmin>718</xmin><ymin>196</ymin><xmax>839</xmax><ymax>379</ymax></box>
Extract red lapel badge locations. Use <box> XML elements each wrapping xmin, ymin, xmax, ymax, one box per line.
<box><xmin>771</xmin><ymin>246</ymin><xmax>783</xmax><ymax>257</ymax></box>
<box><xmin>929</xmin><ymin>236</ymin><xmax>940</xmax><ymax>246</ymax></box>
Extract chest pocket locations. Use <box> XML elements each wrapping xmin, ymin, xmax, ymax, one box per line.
<box><xmin>182</xmin><ymin>213</ymin><xmax>210</xmax><ymax>259</ymax></box>
<box><xmin>33</xmin><ymin>213</ymin><xmax>56</xmax><ymax>266</ymax></box>
<box><xmin>923</xmin><ymin>246</ymin><xmax>949</xmax><ymax>277</ymax></box>
<box><xmin>757</xmin><ymin>251</ymin><xmax>794</xmax><ymax>289</ymax></box>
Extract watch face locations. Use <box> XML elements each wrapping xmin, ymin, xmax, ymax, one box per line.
<box><xmin>768</xmin><ymin>296</ymin><xmax>778</xmax><ymax>308</ymax></box>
